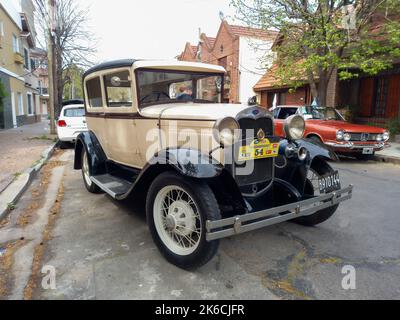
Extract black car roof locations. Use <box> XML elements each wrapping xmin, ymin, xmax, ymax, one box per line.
<box><xmin>82</xmin><ymin>59</ymin><xmax>138</xmax><ymax>79</ymax></box>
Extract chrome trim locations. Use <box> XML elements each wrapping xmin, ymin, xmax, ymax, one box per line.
<box><xmin>206</xmin><ymin>185</ymin><xmax>353</xmax><ymax>241</ymax></box>
<box><xmin>325</xmin><ymin>142</ymin><xmax>388</xmax><ymax>150</ymax></box>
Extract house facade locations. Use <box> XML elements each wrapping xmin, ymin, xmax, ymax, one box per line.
<box><xmin>0</xmin><ymin>0</ymin><xmax>44</xmax><ymax>129</ymax></box>
<box><xmin>254</xmin><ymin>64</ymin><xmax>400</xmax><ymax>126</ymax></box>
<box><xmin>254</xmin><ymin>15</ymin><xmax>400</xmax><ymax>126</ymax></box>
<box><xmin>178</xmin><ymin>21</ymin><xmax>278</xmax><ymax>104</ymax></box>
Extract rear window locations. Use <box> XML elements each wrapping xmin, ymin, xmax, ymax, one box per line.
<box><xmin>64</xmin><ymin>108</ymin><xmax>85</xmax><ymax>117</ymax></box>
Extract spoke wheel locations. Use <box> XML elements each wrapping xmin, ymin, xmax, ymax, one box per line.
<box><xmin>154</xmin><ymin>186</ymin><xmax>202</xmax><ymax>256</ymax></box>
<box><xmin>81</xmin><ymin>148</ymin><xmax>101</xmax><ymax>194</ymax></box>
<box><xmin>147</xmin><ymin>171</ymin><xmax>221</xmax><ymax>270</ymax></box>
<box><xmin>82</xmin><ymin>151</ymin><xmax>92</xmax><ymax>187</ymax></box>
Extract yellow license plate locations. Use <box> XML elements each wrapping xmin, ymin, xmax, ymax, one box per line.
<box><xmin>238</xmin><ymin>138</ymin><xmax>280</xmax><ymax>161</ymax></box>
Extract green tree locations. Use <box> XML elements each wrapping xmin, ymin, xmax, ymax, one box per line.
<box><xmin>231</xmin><ymin>0</ymin><xmax>400</xmax><ymax>106</ymax></box>
<box><xmin>63</xmin><ymin>64</ymin><xmax>84</xmax><ymax>100</ymax></box>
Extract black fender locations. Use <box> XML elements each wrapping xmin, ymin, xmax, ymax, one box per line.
<box><xmin>149</xmin><ymin>148</ymin><xmax>224</xmax><ymax>178</ymax></box>
<box><xmin>296</xmin><ymin>138</ymin><xmax>339</xmax><ymax>162</ymax></box>
<box><xmin>74</xmin><ymin>131</ymin><xmax>107</xmax><ymax>175</ymax></box>
<box><xmin>275</xmin><ymin>138</ymin><xmax>338</xmax><ymax>196</ymax></box>
<box><xmin>123</xmin><ymin>149</ymin><xmax>247</xmax><ymax>215</ymax></box>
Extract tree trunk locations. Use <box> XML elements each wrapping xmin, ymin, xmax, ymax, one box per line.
<box><xmin>55</xmin><ymin>48</ymin><xmax>63</xmax><ymax>118</ymax></box>
<box><xmin>307</xmin><ymin>71</ymin><xmax>319</xmax><ymax>103</ymax></box>
<box><xmin>317</xmin><ymin>71</ymin><xmax>328</xmax><ymax>106</ymax></box>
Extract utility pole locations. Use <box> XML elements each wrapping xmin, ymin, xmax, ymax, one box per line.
<box><xmin>47</xmin><ymin>0</ymin><xmax>56</xmax><ymax>134</ymax></box>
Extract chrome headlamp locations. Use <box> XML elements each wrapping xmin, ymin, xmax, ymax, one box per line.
<box><xmin>383</xmin><ymin>131</ymin><xmax>390</xmax><ymax>142</ymax></box>
<box><xmin>213</xmin><ymin>117</ymin><xmax>240</xmax><ymax>146</ymax></box>
<box><xmin>336</xmin><ymin>130</ymin><xmax>345</xmax><ymax>141</ymax></box>
<box><xmin>284</xmin><ymin>115</ymin><xmax>305</xmax><ymax>141</ymax></box>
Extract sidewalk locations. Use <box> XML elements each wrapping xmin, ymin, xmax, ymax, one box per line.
<box><xmin>376</xmin><ymin>142</ymin><xmax>400</xmax><ymax>164</ymax></box>
<box><xmin>0</xmin><ymin>120</ymin><xmax>56</xmax><ymax>193</ymax></box>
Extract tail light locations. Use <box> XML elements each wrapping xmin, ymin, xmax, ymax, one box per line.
<box><xmin>58</xmin><ymin>120</ymin><xmax>67</xmax><ymax>127</ymax></box>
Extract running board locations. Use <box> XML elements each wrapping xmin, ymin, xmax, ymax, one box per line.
<box><xmin>91</xmin><ymin>174</ymin><xmax>133</xmax><ymax>198</ymax></box>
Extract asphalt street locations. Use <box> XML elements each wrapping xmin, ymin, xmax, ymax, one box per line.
<box><xmin>2</xmin><ymin>150</ymin><xmax>400</xmax><ymax>300</ymax></box>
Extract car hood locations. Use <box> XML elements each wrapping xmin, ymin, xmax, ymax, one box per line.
<box><xmin>139</xmin><ymin>103</ymin><xmax>253</xmax><ymax>121</ymax></box>
<box><xmin>309</xmin><ymin>120</ymin><xmax>386</xmax><ymax>133</ymax></box>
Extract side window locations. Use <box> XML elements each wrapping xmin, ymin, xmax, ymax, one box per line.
<box><xmin>86</xmin><ymin>77</ymin><xmax>103</xmax><ymax>108</ymax></box>
<box><xmin>104</xmin><ymin>70</ymin><xmax>132</xmax><ymax>108</ymax></box>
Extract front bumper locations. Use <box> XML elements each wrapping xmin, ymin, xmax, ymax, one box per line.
<box><xmin>325</xmin><ymin>141</ymin><xmax>390</xmax><ymax>152</ymax></box>
<box><xmin>206</xmin><ymin>185</ymin><xmax>353</xmax><ymax>241</ymax></box>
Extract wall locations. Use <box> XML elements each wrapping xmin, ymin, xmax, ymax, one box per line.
<box><xmin>0</xmin><ymin>4</ymin><xmax>24</xmax><ymax>75</ymax></box>
<box><xmin>238</xmin><ymin>37</ymin><xmax>272</xmax><ymax>104</ymax></box>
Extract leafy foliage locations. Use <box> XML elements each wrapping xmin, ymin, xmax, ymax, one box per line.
<box><xmin>231</xmin><ymin>0</ymin><xmax>400</xmax><ymax>105</ymax></box>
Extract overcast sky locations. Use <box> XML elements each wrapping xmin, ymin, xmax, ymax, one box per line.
<box><xmin>79</xmin><ymin>0</ymin><xmax>236</xmax><ymax>63</ymax></box>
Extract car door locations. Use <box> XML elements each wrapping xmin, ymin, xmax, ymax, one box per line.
<box><xmin>102</xmin><ymin>69</ymin><xmax>143</xmax><ymax>168</ymax></box>
<box><xmin>84</xmin><ymin>75</ymin><xmax>108</xmax><ymax>154</ymax></box>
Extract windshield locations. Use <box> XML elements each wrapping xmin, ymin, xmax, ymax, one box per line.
<box><xmin>64</xmin><ymin>107</ymin><xmax>85</xmax><ymax>117</ymax></box>
<box><xmin>136</xmin><ymin>69</ymin><xmax>223</xmax><ymax>107</ymax></box>
<box><xmin>299</xmin><ymin>106</ymin><xmax>344</xmax><ymax>121</ymax></box>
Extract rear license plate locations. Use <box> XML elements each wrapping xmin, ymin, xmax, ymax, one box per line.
<box><xmin>238</xmin><ymin>139</ymin><xmax>280</xmax><ymax>161</ymax></box>
<box><xmin>318</xmin><ymin>171</ymin><xmax>341</xmax><ymax>194</ymax></box>
<box><xmin>362</xmin><ymin>148</ymin><xmax>374</xmax><ymax>155</ymax></box>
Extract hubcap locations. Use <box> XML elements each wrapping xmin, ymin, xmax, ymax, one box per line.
<box><xmin>153</xmin><ymin>186</ymin><xmax>202</xmax><ymax>256</ymax></box>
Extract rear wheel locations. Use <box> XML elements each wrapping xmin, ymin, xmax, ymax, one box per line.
<box><xmin>146</xmin><ymin>172</ymin><xmax>221</xmax><ymax>270</ymax></box>
<box><xmin>293</xmin><ymin>160</ymin><xmax>340</xmax><ymax>226</ymax></box>
<box><xmin>81</xmin><ymin>148</ymin><xmax>101</xmax><ymax>194</ymax></box>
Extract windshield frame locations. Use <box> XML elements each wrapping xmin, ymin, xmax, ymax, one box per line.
<box><xmin>301</xmin><ymin>106</ymin><xmax>345</xmax><ymax>121</ymax></box>
<box><xmin>134</xmin><ymin>68</ymin><xmax>225</xmax><ymax>109</ymax></box>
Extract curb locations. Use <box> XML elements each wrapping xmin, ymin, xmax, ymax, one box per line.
<box><xmin>0</xmin><ymin>144</ymin><xmax>57</xmax><ymax>220</ymax></box>
<box><xmin>374</xmin><ymin>155</ymin><xmax>400</xmax><ymax>166</ymax></box>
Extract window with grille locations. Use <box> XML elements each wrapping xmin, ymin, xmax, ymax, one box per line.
<box><xmin>374</xmin><ymin>77</ymin><xmax>389</xmax><ymax>117</ymax></box>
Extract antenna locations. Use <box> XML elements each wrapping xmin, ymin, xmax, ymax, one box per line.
<box><xmin>219</xmin><ymin>11</ymin><xmax>225</xmax><ymax>21</ymax></box>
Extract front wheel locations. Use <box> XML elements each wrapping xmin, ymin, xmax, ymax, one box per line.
<box><xmin>146</xmin><ymin>172</ymin><xmax>221</xmax><ymax>270</ymax></box>
<box><xmin>293</xmin><ymin>160</ymin><xmax>340</xmax><ymax>227</ymax></box>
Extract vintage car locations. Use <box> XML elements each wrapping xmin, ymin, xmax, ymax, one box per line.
<box><xmin>74</xmin><ymin>59</ymin><xmax>353</xmax><ymax>269</ymax></box>
<box><xmin>272</xmin><ymin>105</ymin><xmax>390</xmax><ymax>159</ymax></box>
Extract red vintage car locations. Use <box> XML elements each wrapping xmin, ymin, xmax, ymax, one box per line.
<box><xmin>272</xmin><ymin>105</ymin><xmax>390</xmax><ymax>159</ymax></box>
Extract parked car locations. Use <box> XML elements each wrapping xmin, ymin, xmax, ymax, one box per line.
<box><xmin>272</xmin><ymin>105</ymin><xmax>390</xmax><ymax>159</ymax></box>
<box><xmin>74</xmin><ymin>59</ymin><xmax>353</xmax><ymax>269</ymax></box>
<box><xmin>57</xmin><ymin>103</ymin><xmax>88</xmax><ymax>148</ymax></box>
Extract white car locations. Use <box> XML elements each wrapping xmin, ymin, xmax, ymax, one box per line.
<box><xmin>57</xmin><ymin>104</ymin><xmax>88</xmax><ymax>148</ymax></box>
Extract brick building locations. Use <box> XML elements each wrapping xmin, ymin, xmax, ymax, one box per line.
<box><xmin>178</xmin><ymin>20</ymin><xmax>278</xmax><ymax>104</ymax></box>
<box><xmin>254</xmin><ymin>16</ymin><xmax>400</xmax><ymax>126</ymax></box>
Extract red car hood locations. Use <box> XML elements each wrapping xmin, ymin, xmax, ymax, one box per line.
<box><xmin>309</xmin><ymin>120</ymin><xmax>385</xmax><ymax>133</ymax></box>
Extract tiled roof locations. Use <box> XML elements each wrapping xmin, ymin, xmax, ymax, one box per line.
<box><xmin>253</xmin><ymin>64</ymin><xmax>282</xmax><ymax>91</ymax></box>
<box><xmin>229</xmin><ymin>25</ymin><xmax>278</xmax><ymax>41</ymax></box>
<box><xmin>253</xmin><ymin>63</ymin><xmax>309</xmax><ymax>91</ymax></box>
